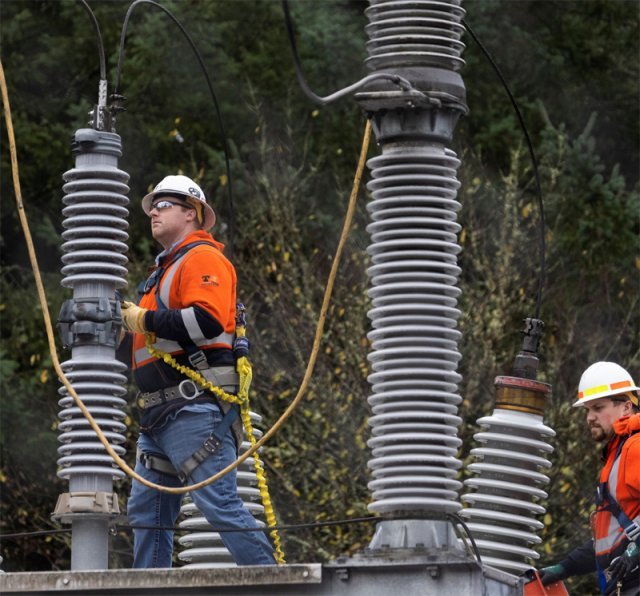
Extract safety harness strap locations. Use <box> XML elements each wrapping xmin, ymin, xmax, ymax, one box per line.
<box><xmin>137</xmin><ymin>240</ymin><xmax>213</xmax><ymax>304</ymax></box>
<box><xmin>151</xmin><ymin>246</ymin><xmax>214</xmax><ymax>371</ymax></box>
<box><xmin>136</xmin><ymin>405</ymin><xmax>240</xmax><ymax>482</ymax></box>
<box><xmin>595</xmin><ymin>435</ymin><xmax>640</xmax><ymax>543</ymax></box>
<box><xmin>177</xmin><ymin>405</ymin><xmax>239</xmax><ymax>484</ymax></box>
<box><xmin>137</xmin><ymin>448</ymin><xmax>179</xmax><ymax>478</ymax></box>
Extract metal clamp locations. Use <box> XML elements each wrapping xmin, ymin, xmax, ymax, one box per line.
<box><xmin>52</xmin><ymin>491</ymin><xmax>120</xmax><ymax>520</ymax></box>
<box><xmin>57</xmin><ymin>297</ymin><xmax>122</xmax><ymax>348</ymax></box>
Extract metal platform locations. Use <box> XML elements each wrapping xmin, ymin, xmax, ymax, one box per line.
<box><xmin>0</xmin><ymin>553</ymin><xmax>523</xmax><ymax>595</ymax></box>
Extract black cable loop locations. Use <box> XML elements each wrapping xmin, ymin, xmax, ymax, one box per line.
<box><xmin>447</xmin><ymin>512</ymin><xmax>483</xmax><ymax>565</ymax></box>
<box><xmin>281</xmin><ymin>0</ymin><xmax>421</xmax><ymax>106</ymax></box>
<box><xmin>114</xmin><ymin>0</ymin><xmax>236</xmax><ymax>256</ymax></box>
<box><xmin>463</xmin><ymin>19</ymin><xmax>546</xmax><ymax>320</ymax></box>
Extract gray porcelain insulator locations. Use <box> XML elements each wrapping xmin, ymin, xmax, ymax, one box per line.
<box><xmin>56</xmin><ymin>129</ymin><xmax>129</xmax><ymax>483</ymax></box>
<box><xmin>460</xmin><ymin>409</ymin><xmax>555</xmax><ymax>573</ymax></box>
<box><xmin>364</xmin><ymin>0</ymin><xmax>466</xmax><ymax>72</ymax></box>
<box><xmin>365</xmin><ymin>144</ymin><xmax>464</xmax><ymax>515</ymax></box>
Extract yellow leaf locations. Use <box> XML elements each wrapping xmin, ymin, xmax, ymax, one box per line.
<box><xmin>40</xmin><ymin>369</ymin><xmax>49</xmax><ymax>384</ymax></box>
<box><xmin>219</xmin><ymin>174</ymin><xmax>228</xmax><ymax>187</ymax></box>
<box><xmin>544</xmin><ymin>513</ymin><xmax>552</xmax><ymax>526</ymax></box>
<box><xmin>311</xmin><ymin>109</ymin><xmax>319</xmax><ymax>118</ymax></box>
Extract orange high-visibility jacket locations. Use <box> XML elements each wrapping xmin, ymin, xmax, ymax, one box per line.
<box><xmin>594</xmin><ymin>413</ymin><xmax>640</xmax><ymax>570</ymax></box>
<box><xmin>131</xmin><ymin>230</ymin><xmax>236</xmax><ymax>393</ymax></box>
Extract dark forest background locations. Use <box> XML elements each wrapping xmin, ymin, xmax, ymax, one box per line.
<box><xmin>0</xmin><ymin>1</ymin><xmax>638</xmax><ymax>592</ymax></box>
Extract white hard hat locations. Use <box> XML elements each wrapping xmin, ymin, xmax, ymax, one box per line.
<box><xmin>574</xmin><ymin>361</ymin><xmax>640</xmax><ymax>407</ymax></box>
<box><xmin>142</xmin><ymin>175</ymin><xmax>216</xmax><ymax>230</ymax></box>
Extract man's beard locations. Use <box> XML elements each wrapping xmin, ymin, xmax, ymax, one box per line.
<box><xmin>589</xmin><ymin>424</ymin><xmax>609</xmax><ymax>442</ymax></box>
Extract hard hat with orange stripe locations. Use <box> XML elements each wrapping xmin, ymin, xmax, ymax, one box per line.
<box><xmin>574</xmin><ymin>361</ymin><xmax>640</xmax><ymax>407</ymax></box>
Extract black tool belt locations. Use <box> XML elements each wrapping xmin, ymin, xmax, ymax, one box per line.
<box><xmin>137</xmin><ymin>366</ymin><xmax>240</xmax><ymax>411</ymax></box>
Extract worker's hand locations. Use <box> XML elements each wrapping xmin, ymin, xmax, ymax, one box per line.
<box><xmin>121</xmin><ymin>301</ymin><xmax>149</xmax><ymax>334</ymax></box>
<box><xmin>607</xmin><ymin>541</ymin><xmax>640</xmax><ymax>585</ymax></box>
<box><xmin>538</xmin><ymin>563</ymin><xmax>567</xmax><ymax>586</ymax></box>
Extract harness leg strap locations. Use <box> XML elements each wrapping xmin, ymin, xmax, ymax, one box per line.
<box><xmin>137</xmin><ymin>447</ymin><xmax>179</xmax><ymax>478</ymax></box>
<box><xmin>177</xmin><ymin>405</ymin><xmax>240</xmax><ymax>484</ymax></box>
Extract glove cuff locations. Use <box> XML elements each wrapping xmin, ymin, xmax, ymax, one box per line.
<box><xmin>144</xmin><ymin>310</ymin><xmax>154</xmax><ymax>332</ymax></box>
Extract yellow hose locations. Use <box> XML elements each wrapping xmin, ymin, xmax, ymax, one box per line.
<box><xmin>1</xmin><ymin>58</ymin><xmax>372</xmax><ymax>497</ymax></box>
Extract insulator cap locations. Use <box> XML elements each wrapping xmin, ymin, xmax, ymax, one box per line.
<box><xmin>494</xmin><ymin>376</ymin><xmax>551</xmax><ymax>416</ymax></box>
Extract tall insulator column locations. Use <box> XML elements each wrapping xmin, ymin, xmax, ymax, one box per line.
<box><xmin>461</xmin><ymin>377</ymin><xmax>555</xmax><ymax>573</ymax></box>
<box><xmin>177</xmin><ymin>412</ymin><xmax>267</xmax><ymax>567</ymax></box>
<box><xmin>53</xmin><ymin>128</ymin><xmax>129</xmax><ymax>570</ymax></box>
<box><xmin>357</xmin><ymin>0</ymin><xmax>468</xmax><ymax>549</ymax></box>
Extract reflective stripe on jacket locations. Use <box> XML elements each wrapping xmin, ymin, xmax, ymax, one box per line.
<box><xmin>131</xmin><ymin>230</ymin><xmax>236</xmax><ymax>387</ymax></box>
<box><xmin>594</xmin><ymin>413</ymin><xmax>640</xmax><ymax>571</ymax></box>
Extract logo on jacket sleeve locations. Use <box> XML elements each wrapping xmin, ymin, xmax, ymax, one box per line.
<box><xmin>201</xmin><ymin>274</ymin><xmax>219</xmax><ymax>286</ymax></box>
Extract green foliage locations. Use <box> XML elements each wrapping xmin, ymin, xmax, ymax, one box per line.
<box><xmin>0</xmin><ymin>1</ymin><xmax>638</xmax><ymax>587</ymax></box>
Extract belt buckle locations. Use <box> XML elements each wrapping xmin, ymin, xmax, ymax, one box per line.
<box><xmin>179</xmin><ymin>379</ymin><xmax>204</xmax><ymax>400</ymax></box>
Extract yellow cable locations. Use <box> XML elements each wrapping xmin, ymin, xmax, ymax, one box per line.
<box><xmin>1</xmin><ymin>57</ymin><xmax>372</xmax><ymax>498</ymax></box>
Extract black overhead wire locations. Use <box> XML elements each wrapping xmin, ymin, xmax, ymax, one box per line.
<box><xmin>463</xmin><ymin>19</ymin><xmax>547</xmax><ymax>320</ymax></box>
<box><xmin>78</xmin><ymin>0</ymin><xmax>106</xmax><ymax>81</ymax></box>
<box><xmin>0</xmin><ymin>516</ymin><xmax>379</xmax><ymax>541</ymax></box>
<box><xmin>113</xmin><ymin>0</ymin><xmax>236</xmax><ymax>257</ymax></box>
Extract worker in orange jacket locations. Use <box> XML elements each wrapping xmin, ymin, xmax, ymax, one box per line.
<box><xmin>119</xmin><ymin>175</ymin><xmax>275</xmax><ymax>567</ymax></box>
<box><xmin>538</xmin><ymin>362</ymin><xmax>640</xmax><ymax>595</ymax></box>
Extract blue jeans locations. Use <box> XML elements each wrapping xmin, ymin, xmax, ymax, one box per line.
<box><xmin>127</xmin><ymin>406</ymin><xmax>276</xmax><ymax>567</ymax></box>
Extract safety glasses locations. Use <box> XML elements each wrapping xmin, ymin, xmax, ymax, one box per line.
<box><xmin>151</xmin><ymin>199</ymin><xmax>180</xmax><ymax>211</ymax></box>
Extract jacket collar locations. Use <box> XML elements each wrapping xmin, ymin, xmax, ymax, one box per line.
<box><xmin>156</xmin><ymin>230</ymin><xmax>223</xmax><ymax>266</ymax></box>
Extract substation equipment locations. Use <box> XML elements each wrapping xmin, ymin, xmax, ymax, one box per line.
<box><xmin>52</xmin><ymin>98</ymin><xmax>130</xmax><ymax>570</ymax></box>
<box><xmin>0</xmin><ymin>0</ymin><xmax>558</xmax><ymax>594</ymax></box>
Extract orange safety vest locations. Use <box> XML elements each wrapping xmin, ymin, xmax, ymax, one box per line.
<box><xmin>593</xmin><ymin>413</ymin><xmax>640</xmax><ymax>572</ymax></box>
<box><xmin>132</xmin><ymin>230</ymin><xmax>236</xmax><ymax>371</ymax></box>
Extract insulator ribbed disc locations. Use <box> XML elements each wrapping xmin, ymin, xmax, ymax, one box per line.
<box><xmin>61</xmin><ymin>159</ymin><xmax>129</xmax><ymax>289</ymax></box>
<box><xmin>461</xmin><ymin>408</ymin><xmax>555</xmax><ymax>573</ymax></box>
<box><xmin>365</xmin><ymin>0</ymin><xmax>466</xmax><ymax>71</ymax></box>
<box><xmin>56</xmin><ymin>356</ymin><xmax>128</xmax><ymax>480</ymax></box>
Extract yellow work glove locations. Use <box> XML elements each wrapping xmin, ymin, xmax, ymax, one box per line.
<box><xmin>121</xmin><ymin>301</ymin><xmax>149</xmax><ymax>334</ymax></box>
